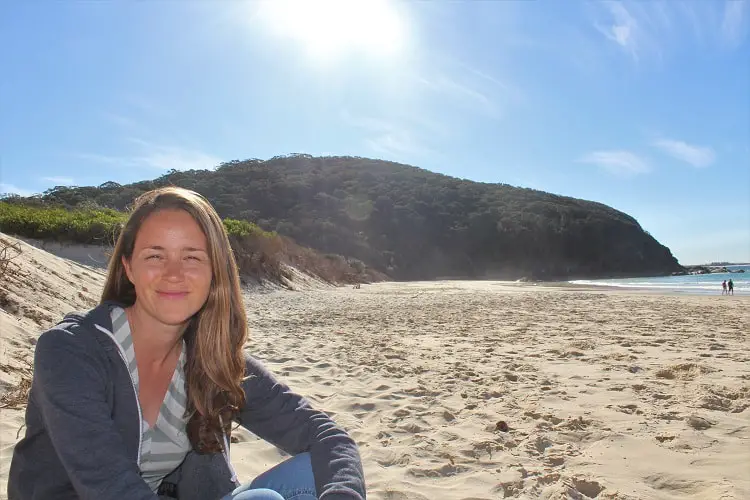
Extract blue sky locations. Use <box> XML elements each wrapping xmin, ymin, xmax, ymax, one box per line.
<box><xmin>2</xmin><ymin>1</ymin><xmax>749</xmax><ymax>265</ymax></box>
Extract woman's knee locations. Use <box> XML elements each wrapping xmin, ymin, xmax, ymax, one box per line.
<box><xmin>248</xmin><ymin>452</ymin><xmax>316</xmax><ymax>499</ymax></box>
<box><xmin>249</xmin><ymin>452</ymin><xmax>314</xmax><ymax>490</ymax></box>
<box><xmin>229</xmin><ymin>488</ymin><xmax>285</xmax><ymax>500</ymax></box>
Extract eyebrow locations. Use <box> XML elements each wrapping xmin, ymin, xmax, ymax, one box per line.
<box><xmin>141</xmin><ymin>245</ymin><xmax>208</xmax><ymax>252</ymax></box>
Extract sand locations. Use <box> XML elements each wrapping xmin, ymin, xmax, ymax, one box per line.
<box><xmin>1</xmin><ymin>233</ymin><xmax>749</xmax><ymax>499</ymax></box>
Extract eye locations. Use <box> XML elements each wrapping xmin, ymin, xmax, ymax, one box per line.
<box><xmin>146</xmin><ymin>254</ymin><xmax>163</xmax><ymax>261</ymax></box>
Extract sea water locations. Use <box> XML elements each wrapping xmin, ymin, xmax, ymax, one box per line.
<box><xmin>570</xmin><ymin>265</ymin><xmax>749</xmax><ymax>295</ymax></box>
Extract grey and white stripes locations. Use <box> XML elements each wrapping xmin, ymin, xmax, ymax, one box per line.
<box><xmin>110</xmin><ymin>306</ymin><xmax>191</xmax><ymax>492</ymax></box>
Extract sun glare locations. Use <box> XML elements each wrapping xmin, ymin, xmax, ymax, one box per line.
<box><xmin>260</xmin><ymin>0</ymin><xmax>406</xmax><ymax>60</ymax></box>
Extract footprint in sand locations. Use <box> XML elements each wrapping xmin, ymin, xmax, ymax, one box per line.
<box><xmin>347</xmin><ymin>402</ymin><xmax>376</xmax><ymax>413</ymax></box>
<box><xmin>264</xmin><ymin>356</ymin><xmax>295</xmax><ymax>364</ymax></box>
<box><xmin>696</xmin><ymin>385</ymin><xmax>750</xmax><ymax>413</ymax></box>
<box><xmin>653</xmin><ymin>392</ymin><xmax>672</xmax><ymax>400</ymax></box>
<box><xmin>374</xmin><ymin>451</ymin><xmax>412</xmax><ymax>467</ymax></box>
<box><xmin>655</xmin><ymin>363</ymin><xmax>716</xmax><ymax>381</ymax></box>
<box><xmin>545</xmin><ymin>455</ymin><xmax>566</xmax><ymax>467</ymax></box>
<box><xmin>686</xmin><ymin>415</ymin><xmax>714</xmax><ymax>430</ymax></box>
<box><xmin>655</xmin><ymin>435</ymin><xmax>676</xmax><ymax>443</ymax></box>
<box><xmin>406</xmin><ymin>463</ymin><xmax>469</xmax><ymax>478</ymax></box>
<box><xmin>615</xmin><ymin>403</ymin><xmax>640</xmax><ymax>415</ymax></box>
<box><xmin>644</xmin><ymin>474</ymin><xmax>711</xmax><ymax>497</ymax></box>
<box><xmin>571</xmin><ymin>477</ymin><xmax>605</xmax><ymax>498</ymax></box>
<box><xmin>283</xmin><ymin>365</ymin><xmax>310</xmax><ymax>373</ymax></box>
<box><xmin>381</xmin><ymin>491</ymin><xmax>430</xmax><ymax>500</ymax></box>
<box><xmin>561</xmin><ymin>416</ymin><xmax>592</xmax><ymax>431</ymax></box>
<box><xmin>493</xmin><ymin>479</ymin><xmax>524</xmax><ymax>497</ymax></box>
<box><xmin>657</xmin><ymin>411</ymin><xmax>682</xmax><ymax>421</ymax></box>
<box><xmin>527</xmin><ymin>435</ymin><xmax>554</xmax><ymax>455</ymax></box>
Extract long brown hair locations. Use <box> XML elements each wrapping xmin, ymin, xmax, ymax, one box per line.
<box><xmin>101</xmin><ymin>186</ymin><xmax>247</xmax><ymax>453</ymax></box>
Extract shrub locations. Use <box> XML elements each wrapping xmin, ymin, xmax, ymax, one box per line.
<box><xmin>0</xmin><ymin>202</ymin><xmax>125</xmax><ymax>244</ymax></box>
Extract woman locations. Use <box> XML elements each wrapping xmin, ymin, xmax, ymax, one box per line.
<box><xmin>8</xmin><ymin>187</ymin><xmax>366</xmax><ymax>500</ymax></box>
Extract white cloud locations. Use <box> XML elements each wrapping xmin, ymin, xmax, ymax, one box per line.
<box><xmin>590</xmin><ymin>1</ymin><xmax>747</xmax><ymax>63</ymax></box>
<box><xmin>652</xmin><ymin>139</ymin><xmax>716</xmax><ymax>168</ymax></box>
<box><xmin>418</xmin><ymin>74</ymin><xmax>500</xmax><ymax>118</ymax></box>
<box><xmin>41</xmin><ymin>176</ymin><xmax>75</xmax><ymax>185</ymax></box>
<box><xmin>721</xmin><ymin>0</ymin><xmax>749</xmax><ymax>47</ymax></box>
<box><xmin>460</xmin><ymin>64</ymin><xmax>527</xmax><ymax>105</ymax></box>
<box><xmin>364</xmin><ymin>130</ymin><xmax>436</xmax><ymax>159</ymax></box>
<box><xmin>579</xmin><ymin>150</ymin><xmax>651</xmax><ymax>176</ymax></box>
<box><xmin>341</xmin><ymin>62</ymin><xmax>518</xmax><ymax>160</ymax></box>
<box><xmin>78</xmin><ymin>140</ymin><xmax>222</xmax><ymax>172</ymax></box>
<box><xmin>419</xmin><ymin>75</ymin><xmax>492</xmax><ymax>108</ymax></box>
<box><xmin>136</xmin><ymin>146</ymin><xmax>221</xmax><ymax>171</ymax></box>
<box><xmin>592</xmin><ymin>2</ymin><xmax>656</xmax><ymax>62</ymax></box>
<box><xmin>0</xmin><ymin>183</ymin><xmax>34</xmax><ymax>197</ymax></box>
<box><xmin>597</xmin><ymin>3</ymin><xmax>636</xmax><ymax>48</ymax></box>
<box><xmin>341</xmin><ymin>111</ymin><xmax>434</xmax><ymax>159</ymax></box>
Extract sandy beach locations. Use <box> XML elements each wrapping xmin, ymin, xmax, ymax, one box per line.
<box><xmin>1</xmin><ymin>235</ymin><xmax>749</xmax><ymax>499</ymax></box>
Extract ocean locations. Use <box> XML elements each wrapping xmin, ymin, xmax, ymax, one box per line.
<box><xmin>570</xmin><ymin>265</ymin><xmax>749</xmax><ymax>295</ymax></box>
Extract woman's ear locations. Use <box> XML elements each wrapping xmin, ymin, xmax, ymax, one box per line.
<box><xmin>122</xmin><ymin>256</ymin><xmax>134</xmax><ymax>283</ymax></box>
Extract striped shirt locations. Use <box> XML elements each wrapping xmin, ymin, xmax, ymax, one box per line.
<box><xmin>110</xmin><ymin>306</ymin><xmax>191</xmax><ymax>492</ymax></box>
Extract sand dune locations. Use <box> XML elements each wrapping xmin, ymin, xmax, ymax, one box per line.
<box><xmin>1</xmin><ymin>234</ymin><xmax>749</xmax><ymax>499</ymax></box>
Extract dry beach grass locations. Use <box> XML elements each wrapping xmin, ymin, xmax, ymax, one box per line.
<box><xmin>0</xmin><ymin>233</ymin><xmax>748</xmax><ymax>499</ymax></box>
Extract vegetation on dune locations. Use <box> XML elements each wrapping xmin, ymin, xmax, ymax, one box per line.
<box><xmin>0</xmin><ymin>201</ymin><xmax>127</xmax><ymax>244</ymax></box>
<box><xmin>222</xmin><ymin>218</ymin><xmax>276</xmax><ymax>239</ymax></box>
<box><xmin>0</xmin><ymin>201</ymin><xmax>275</xmax><ymax>242</ymax></box>
<box><xmin>4</xmin><ymin>154</ymin><xmax>682</xmax><ymax>280</ymax></box>
<box><xmin>0</xmin><ymin>200</ymin><xmax>381</xmax><ymax>285</ymax></box>
<box><xmin>0</xmin><ymin>233</ymin><xmax>21</xmax><ymax>270</ymax></box>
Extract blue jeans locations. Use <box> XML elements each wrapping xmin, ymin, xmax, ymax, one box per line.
<box><xmin>220</xmin><ymin>452</ymin><xmax>317</xmax><ymax>500</ymax></box>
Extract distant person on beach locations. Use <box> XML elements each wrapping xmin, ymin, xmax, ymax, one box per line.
<box><xmin>722</xmin><ymin>280</ymin><xmax>728</xmax><ymax>295</ymax></box>
<box><xmin>728</xmin><ymin>279</ymin><xmax>734</xmax><ymax>295</ymax></box>
<box><xmin>8</xmin><ymin>187</ymin><xmax>365</xmax><ymax>500</ymax></box>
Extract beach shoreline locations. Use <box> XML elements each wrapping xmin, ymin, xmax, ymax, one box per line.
<box><xmin>368</xmin><ymin>278</ymin><xmax>749</xmax><ymax>297</ymax></box>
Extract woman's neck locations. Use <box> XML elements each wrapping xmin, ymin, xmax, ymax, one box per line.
<box><xmin>125</xmin><ymin>304</ymin><xmax>185</xmax><ymax>367</ymax></box>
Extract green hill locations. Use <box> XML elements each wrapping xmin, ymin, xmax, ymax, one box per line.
<box><xmin>12</xmin><ymin>154</ymin><xmax>683</xmax><ymax>280</ymax></box>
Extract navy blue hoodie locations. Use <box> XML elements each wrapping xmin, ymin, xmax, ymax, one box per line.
<box><xmin>8</xmin><ymin>301</ymin><xmax>366</xmax><ymax>500</ymax></box>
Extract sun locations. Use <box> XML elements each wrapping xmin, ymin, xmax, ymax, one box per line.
<box><xmin>259</xmin><ymin>0</ymin><xmax>407</xmax><ymax>60</ymax></box>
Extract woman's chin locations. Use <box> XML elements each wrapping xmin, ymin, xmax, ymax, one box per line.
<box><xmin>160</xmin><ymin>314</ymin><xmax>195</xmax><ymax>327</ymax></box>
<box><xmin>150</xmin><ymin>302</ymin><xmax>202</xmax><ymax>327</ymax></box>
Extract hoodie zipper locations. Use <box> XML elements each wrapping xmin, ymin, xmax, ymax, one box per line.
<box><xmin>95</xmin><ymin>320</ymin><xmax>237</xmax><ymax>485</ymax></box>
<box><xmin>95</xmin><ymin>323</ymin><xmax>144</xmax><ymax>467</ymax></box>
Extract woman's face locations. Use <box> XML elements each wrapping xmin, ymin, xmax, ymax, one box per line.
<box><xmin>123</xmin><ymin>209</ymin><xmax>213</xmax><ymax>328</ymax></box>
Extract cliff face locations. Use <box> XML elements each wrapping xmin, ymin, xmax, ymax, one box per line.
<box><xmin>36</xmin><ymin>154</ymin><xmax>683</xmax><ymax>280</ymax></box>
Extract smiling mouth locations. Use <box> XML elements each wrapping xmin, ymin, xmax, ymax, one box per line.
<box><xmin>157</xmin><ymin>291</ymin><xmax>189</xmax><ymax>299</ymax></box>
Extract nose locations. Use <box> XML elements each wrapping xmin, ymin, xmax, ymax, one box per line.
<box><xmin>163</xmin><ymin>256</ymin><xmax>185</xmax><ymax>281</ymax></box>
